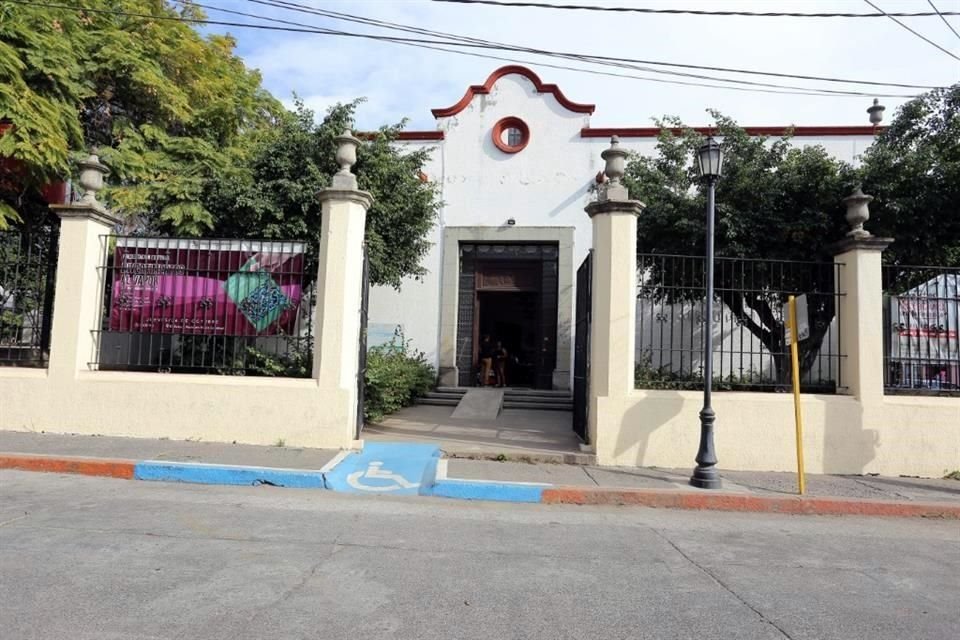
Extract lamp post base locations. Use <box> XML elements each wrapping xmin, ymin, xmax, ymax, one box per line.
<box><xmin>689</xmin><ymin>466</ymin><xmax>722</xmax><ymax>489</ymax></box>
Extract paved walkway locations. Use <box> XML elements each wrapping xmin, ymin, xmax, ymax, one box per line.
<box><xmin>2</xmin><ymin>430</ymin><xmax>958</xmax><ymax>507</ymax></box>
<box><xmin>0</xmin><ymin>430</ymin><xmax>339</xmax><ymax>470</ymax></box>
<box><xmin>448</xmin><ymin>459</ymin><xmax>960</xmax><ymax>503</ymax></box>
<box><xmin>363</xmin><ymin>404</ymin><xmax>588</xmax><ymax>462</ymax></box>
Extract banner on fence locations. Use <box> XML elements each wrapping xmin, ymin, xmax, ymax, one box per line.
<box><xmin>109</xmin><ymin>238</ymin><xmax>306</xmax><ymax>336</ymax></box>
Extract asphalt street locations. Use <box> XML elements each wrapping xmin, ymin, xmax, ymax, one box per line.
<box><xmin>0</xmin><ymin>470</ymin><xmax>957</xmax><ymax>640</ymax></box>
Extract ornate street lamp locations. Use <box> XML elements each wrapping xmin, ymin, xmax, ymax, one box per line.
<box><xmin>690</xmin><ymin>136</ymin><xmax>723</xmax><ymax>490</ymax></box>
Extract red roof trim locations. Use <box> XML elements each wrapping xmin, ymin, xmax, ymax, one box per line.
<box><xmin>581</xmin><ymin>125</ymin><xmax>884</xmax><ymax>138</ymax></box>
<box><xmin>432</xmin><ymin>65</ymin><xmax>596</xmax><ymax>118</ymax></box>
<box><xmin>356</xmin><ymin>131</ymin><xmax>445</xmax><ymax>141</ymax></box>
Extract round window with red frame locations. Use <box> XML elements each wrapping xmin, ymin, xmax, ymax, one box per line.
<box><xmin>492</xmin><ymin>117</ymin><xmax>530</xmax><ymax>154</ymax></box>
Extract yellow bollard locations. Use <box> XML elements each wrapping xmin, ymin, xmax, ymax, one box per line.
<box><xmin>788</xmin><ymin>296</ymin><xmax>806</xmax><ymax>495</ymax></box>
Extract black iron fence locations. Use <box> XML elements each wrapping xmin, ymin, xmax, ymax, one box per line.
<box><xmin>882</xmin><ymin>264</ymin><xmax>960</xmax><ymax>395</ymax></box>
<box><xmin>0</xmin><ymin>226</ymin><xmax>59</xmax><ymax>367</ymax></box>
<box><xmin>93</xmin><ymin>236</ymin><xmax>313</xmax><ymax>376</ymax></box>
<box><xmin>635</xmin><ymin>253</ymin><xmax>844</xmax><ymax>393</ymax></box>
<box><xmin>572</xmin><ymin>252</ymin><xmax>592</xmax><ymax>442</ymax></box>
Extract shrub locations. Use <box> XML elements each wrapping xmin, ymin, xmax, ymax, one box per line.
<box><xmin>364</xmin><ymin>330</ymin><xmax>436</xmax><ymax>422</ymax></box>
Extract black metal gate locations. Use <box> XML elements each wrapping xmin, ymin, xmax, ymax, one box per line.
<box><xmin>572</xmin><ymin>252</ymin><xmax>592</xmax><ymax>442</ymax></box>
<box><xmin>356</xmin><ymin>247</ymin><xmax>370</xmax><ymax>437</ymax></box>
<box><xmin>0</xmin><ymin>224</ymin><xmax>59</xmax><ymax>367</ymax></box>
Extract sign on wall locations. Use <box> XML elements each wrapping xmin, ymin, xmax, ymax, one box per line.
<box><xmin>109</xmin><ymin>238</ymin><xmax>306</xmax><ymax>336</ymax></box>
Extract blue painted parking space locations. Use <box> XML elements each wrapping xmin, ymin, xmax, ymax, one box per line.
<box><xmin>323</xmin><ymin>442</ymin><xmax>441</xmax><ymax>496</ymax></box>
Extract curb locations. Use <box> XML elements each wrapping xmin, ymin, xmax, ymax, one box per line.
<box><xmin>134</xmin><ymin>461</ymin><xmax>327</xmax><ymax>488</ymax></box>
<box><xmin>541</xmin><ymin>487</ymin><xmax>960</xmax><ymax>519</ymax></box>
<box><xmin>3</xmin><ymin>452</ymin><xmax>958</xmax><ymax>519</ymax></box>
<box><xmin>430</xmin><ymin>459</ymin><xmax>547</xmax><ymax>503</ymax></box>
<box><xmin>443</xmin><ymin>450</ymin><xmax>597</xmax><ymax>466</ymax></box>
<box><xmin>0</xmin><ymin>453</ymin><xmax>135</xmax><ymax>479</ymax></box>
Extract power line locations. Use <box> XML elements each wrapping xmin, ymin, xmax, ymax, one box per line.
<box><xmin>928</xmin><ymin>0</ymin><xmax>960</xmax><ymax>42</ymax></box>
<box><xmin>224</xmin><ymin>2</ymin><xmax>897</xmax><ymax>98</ymax></box>
<box><xmin>6</xmin><ymin>0</ymin><xmax>926</xmax><ymax>98</ymax></box>
<box><xmin>233</xmin><ymin>0</ymin><xmax>911</xmax><ymax>96</ymax></box>
<box><xmin>863</xmin><ymin>0</ymin><xmax>960</xmax><ymax>61</ymax></box>
<box><xmin>433</xmin><ymin>0</ymin><xmax>960</xmax><ymax>19</ymax></box>
<box><xmin>243</xmin><ymin>0</ymin><xmax>939</xmax><ymax>92</ymax></box>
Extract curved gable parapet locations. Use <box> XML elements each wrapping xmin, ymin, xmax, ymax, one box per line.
<box><xmin>431</xmin><ymin>65</ymin><xmax>596</xmax><ymax>118</ymax></box>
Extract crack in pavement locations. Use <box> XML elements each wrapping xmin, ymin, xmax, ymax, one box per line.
<box><xmin>580</xmin><ymin>466</ymin><xmax>601</xmax><ymax>486</ymax></box>
<box><xmin>649</xmin><ymin>526</ymin><xmax>796</xmax><ymax>640</ymax></box>
<box><xmin>0</xmin><ymin>513</ymin><xmax>29</xmax><ymax>528</ymax></box>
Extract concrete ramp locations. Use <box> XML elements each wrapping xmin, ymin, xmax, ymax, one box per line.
<box><xmin>451</xmin><ymin>388</ymin><xmax>504</xmax><ymax>420</ymax></box>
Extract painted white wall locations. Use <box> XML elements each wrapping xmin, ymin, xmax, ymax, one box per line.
<box><xmin>368</xmin><ymin>67</ymin><xmax>877</xmax><ymax>383</ymax></box>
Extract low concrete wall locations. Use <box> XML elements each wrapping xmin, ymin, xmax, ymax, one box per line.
<box><xmin>0</xmin><ymin>151</ymin><xmax>372</xmax><ymax>452</ymax></box>
<box><xmin>0</xmin><ymin>369</ymin><xmax>353</xmax><ymax>448</ymax></box>
<box><xmin>593</xmin><ymin>390</ymin><xmax>960</xmax><ymax>478</ymax></box>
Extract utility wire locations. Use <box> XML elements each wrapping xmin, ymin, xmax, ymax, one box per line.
<box><xmin>6</xmin><ymin>0</ymin><xmax>925</xmax><ymax>98</ymax></box>
<box><xmin>231</xmin><ymin>0</ymin><xmax>908</xmax><ymax>96</ymax></box>
<box><xmin>223</xmin><ymin>2</ymin><xmax>892</xmax><ymax>98</ymax></box>
<box><xmin>433</xmin><ymin>0</ymin><xmax>960</xmax><ymax>19</ymax></box>
<box><xmin>234</xmin><ymin>3</ymin><xmax>918</xmax><ymax>98</ymax></box>
<box><xmin>928</xmin><ymin>0</ymin><xmax>960</xmax><ymax>42</ymax></box>
<box><xmin>863</xmin><ymin>0</ymin><xmax>960</xmax><ymax>61</ymax></box>
<box><xmin>244</xmin><ymin>0</ymin><xmax>940</xmax><ymax>91</ymax></box>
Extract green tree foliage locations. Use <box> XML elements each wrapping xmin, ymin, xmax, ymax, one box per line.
<box><xmin>625</xmin><ymin>87</ymin><xmax>960</xmax><ymax>384</ymax></box>
<box><xmin>206</xmin><ymin>100</ymin><xmax>440</xmax><ymax>288</ymax></box>
<box><xmin>1</xmin><ymin>2</ymin><xmax>439</xmax><ymax>286</ymax></box>
<box><xmin>623</xmin><ymin>112</ymin><xmax>856</xmax><ymax>382</ymax></box>
<box><xmin>860</xmin><ymin>84</ymin><xmax>960</xmax><ymax>269</ymax></box>
<box><xmin>0</xmin><ymin>0</ymin><xmax>279</xmax><ymax>230</ymax></box>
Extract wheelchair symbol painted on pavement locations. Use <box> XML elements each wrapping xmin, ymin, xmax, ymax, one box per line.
<box><xmin>346</xmin><ymin>461</ymin><xmax>420</xmax><ymax>492</ymax></box>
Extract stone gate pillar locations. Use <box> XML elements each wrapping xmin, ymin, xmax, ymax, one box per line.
<box><xmin>584</xmin><ymin>137</ymin><xmax>644</xmax><ymax>446</ymax></box>
<box><xmin>313</xmin><ymin>131</ymin><xmax>374</xmax><ymax>435</ymax></box>
<box><xmin>831</xmin><ymin>188</ymin><xmax>892</xmax><ymax>402</ymax></box>
<box><xmin>47</xmin><ymin>153</ymin><xmax>121</xmax><ymax>377</ymax></box>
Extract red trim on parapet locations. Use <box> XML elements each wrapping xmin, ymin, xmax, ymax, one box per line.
<box><xmin>356</xmin><ymin>131</ymin><xmax>445</xmax><ymax>141</ymax></box>
<box><xmin>581</xmin><ymin>125</ymin><xmax>885</xmax><ymax>138</ymax></box>
<box><xmin>432</xmin><ymin>65</ymin><xmax>596</xmax><ymax>118</ymax></box>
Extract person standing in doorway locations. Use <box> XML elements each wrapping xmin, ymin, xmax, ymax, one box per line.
<box><xmin>494</xmin><ymin>340</ymin><xmax>509</xmax><ymax>388</ymax></box>
<box><xmin>479</xmin><ymin>334</ymin><xmax>494</xmax><ymax>386</ymax></box>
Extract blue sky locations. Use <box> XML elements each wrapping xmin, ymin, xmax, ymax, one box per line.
<box><xmin>196</xmin><ymin>0</ymin><xmax>960</xmax><ymax>131</ymax></box>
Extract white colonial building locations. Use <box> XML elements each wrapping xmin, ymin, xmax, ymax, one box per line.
<box><xmin>368</xmin><ymin>65</ymin><xmax>880</xmax><ymax>390</ymax></box>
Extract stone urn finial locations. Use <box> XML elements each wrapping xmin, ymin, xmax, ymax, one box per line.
<box><xmin>867</xmin><ymin>98</ymin><xmax>885</xmax><ymax>126</ymax></box>
<box><xmin>599</xmin><ymin>135</ymin><xmax>629</xmax><ymax>201</ymax></box>
<box><xmin>601</xmin><ymin>135</ymin><xmax>627</xmax><ymax>184</ymax></box>
<box><xmin>332</xmin><ymin>130</ymin><xmax>361</xmax><ymax>189</ymax></box>
<box><xmin>76</xmin><ymin>151</ymin><xmax>109</xmax><ymax>207</ymax></box>
<box><xmin>843</xmin><ymin>187</ymin><xmax>874</xmax><ymax>239</ymax></box>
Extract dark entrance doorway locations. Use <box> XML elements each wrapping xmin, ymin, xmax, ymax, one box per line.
<box><xmin>477</xmin><ymin>291</ymin><xmax>539</xmax><ymax>388</ymax></box>
<box><xmin>457</xmin><ymin>243</ymin><xmax>558</xmax><ymax>389</ymax></box>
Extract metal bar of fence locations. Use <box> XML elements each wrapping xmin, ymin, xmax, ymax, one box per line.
<box><xmin>635</xmin><ymin>253</ymin><xmax>845</xmax><ymax>393</ymax></box>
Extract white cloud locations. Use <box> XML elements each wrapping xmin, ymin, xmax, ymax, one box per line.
<box><xmin>210</xmin><ymin>0</ymin><xmax>959</xmax><ymax>130</ymax></box>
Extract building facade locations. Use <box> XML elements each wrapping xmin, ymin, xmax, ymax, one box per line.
<box><xmin>368</xmin><ymin>65</ymin><xmax>880</xmax><ymax>390</ymax></box>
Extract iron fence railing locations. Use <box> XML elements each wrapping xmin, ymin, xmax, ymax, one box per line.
<box><xmin>92</xmin><ymin>236</ymin><xmax>313</xmax><ymax>376</ymax></box>
<box><xmin>635</xmin><ymin>253</ymin><xmax>844</xmax><ymax>393</ymax></box>
<box><xmin>882</xmin><ymin>264</ymin><xmax>960</xmax><ymax>395</ymax></box>
<box><xmin>0</xmin><ymin>226</ymin><xmax>59</xmax><ymax>367</ymax></box>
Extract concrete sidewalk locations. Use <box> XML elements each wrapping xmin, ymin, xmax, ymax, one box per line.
<box><xmin>0</xmin><ymin>430</ymin><xmax>340</xmax><ymax>470</ymax></box>
<box><xmin>1</xmin><ymin>431</ymin><xmax>958</xmax><ymax>516</ymax></box>
<box><xmin>447</xmin><ymin>458</ymin><xmax>960</xmax><ymax>504</ymax></box>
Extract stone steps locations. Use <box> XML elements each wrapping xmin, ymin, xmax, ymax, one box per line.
<box><xmin>419</xmin><ymin>387</ymin><xmax>572</xmax><ymax>412</ymax></box>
